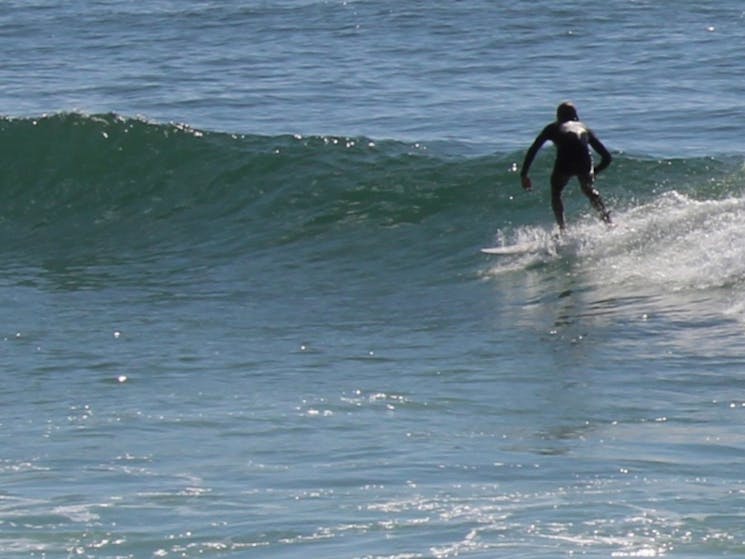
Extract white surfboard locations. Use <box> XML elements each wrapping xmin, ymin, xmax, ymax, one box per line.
<box><xmin>481</xmin><ymin>241</ymin><xmax>543</xmax><ymax>255</ymax></box>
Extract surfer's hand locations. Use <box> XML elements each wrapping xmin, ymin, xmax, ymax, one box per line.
<box><xmin>521</xmin><ymin>175</ymin><xmax>532</xmax><ymax>191</ymax></box>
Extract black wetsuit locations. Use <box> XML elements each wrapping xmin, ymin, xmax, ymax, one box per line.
<box><xmin>521</xmin><ymin>119</ymin><xmax>612</xmax><ymax>229</ymax></box>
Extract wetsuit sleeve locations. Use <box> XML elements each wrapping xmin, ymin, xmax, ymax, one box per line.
<box><xmin>520</xmin><ymin>125</ymin><xmax>552</xmax><ymax>177</ymax></box>
<box><xmin>589</xmin><ymin>132</ymin><xmax>612</xmax><ymax>174</ymax></box>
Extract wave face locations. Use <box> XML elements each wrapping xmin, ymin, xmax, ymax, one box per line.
<box><xmin>0</xmin><ymin>114</ymin><xmax>505</xmax><ymax>265</ymax></box>
<box><xmin>3</xmin><ymin>113</ymin><xmax>745</xmax><ymax>292</ymax></box>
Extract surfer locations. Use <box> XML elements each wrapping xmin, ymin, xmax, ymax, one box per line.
<box><xmin>519</xmin><ymin>101</ymin><xmax>612</xmax><ymax>230</ymax></box>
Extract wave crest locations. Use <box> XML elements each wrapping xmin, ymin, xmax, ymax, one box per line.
<box><xmin>1</xmin><ymin>113</ymin><xmax>743</xmax><ymax>266</ymax></box>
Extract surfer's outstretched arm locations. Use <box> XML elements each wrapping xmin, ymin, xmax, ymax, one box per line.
<box><xmin>520</xmin><ymin>125</ymin><xmax>552</xmax><ymax>191</ymax></box>
<box><xmin>589</xmin><ymin>132</ymin><xmax>612</xmax><ymax>175</ymax></box>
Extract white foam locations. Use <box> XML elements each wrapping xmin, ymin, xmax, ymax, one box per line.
<box><xmin>573</xmin><ymin>190</ymin><xmax>745</xmax><ymax>290</ymax></box>
<box><xmin>488</xmin><ymin>189</ymin><xmax>745</xmax><ymax>292</ymax></box>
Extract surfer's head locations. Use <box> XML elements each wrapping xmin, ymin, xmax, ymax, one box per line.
<box><xmin>556</xmin><ymin>101</ymin><xmax>579</xmax><ymax>123</ymax></box>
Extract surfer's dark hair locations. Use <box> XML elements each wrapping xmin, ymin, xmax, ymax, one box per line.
<box><xmin>556</xmin><ymin>101</ymin><xmax>579</xmax><ymax>122</ymax></box>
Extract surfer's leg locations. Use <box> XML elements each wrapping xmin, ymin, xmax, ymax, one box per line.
<box><xmin>579</xmin><ymin>175</ymin><xmax>611</xmax><ymax>224</ymax></box>
<box><xmin>550</xmin><ymin>172</ymin><xmax>569</xmax><ymax>230</ymax></box>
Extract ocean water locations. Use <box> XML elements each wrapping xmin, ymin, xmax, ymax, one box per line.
<box><xmin>2</xmin><ymin>2</ymin><xmax>745</xmax><ymax>558</ymax></box>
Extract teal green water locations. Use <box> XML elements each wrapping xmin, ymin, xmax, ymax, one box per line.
<box><xmin>3</xmin><ymin>114</ymin><xmax>745</xmax><ymax>557</ymax></box>
<box><xmin>3</xmin><ymin>2</ymin><xmax>745</xmax><ymax>557</ymax></box>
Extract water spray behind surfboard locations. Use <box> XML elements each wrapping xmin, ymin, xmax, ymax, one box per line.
<box><xmin>483</xmin><ymin>189</ymin><xmax>745</xmax><ymax>293</ymax></box>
